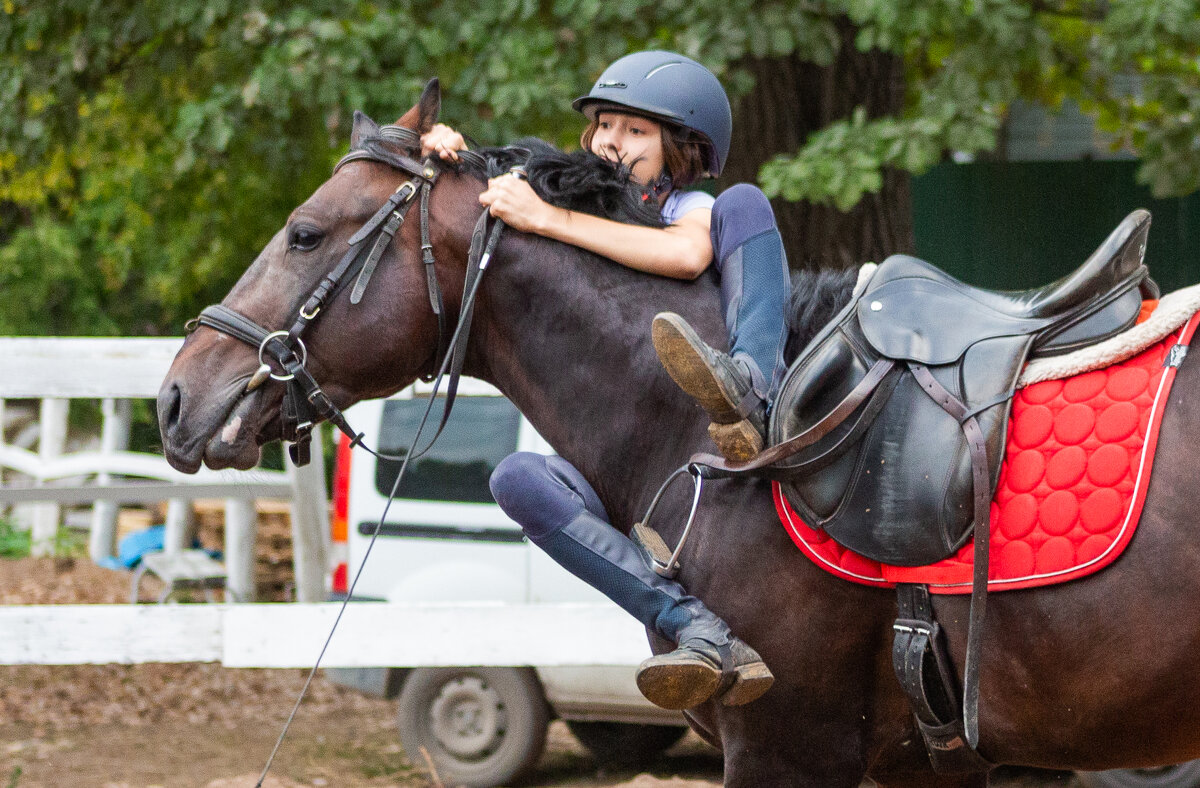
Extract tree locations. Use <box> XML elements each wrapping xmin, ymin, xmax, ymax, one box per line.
<box><xmin>2</xmin><ymin>0</ymin><xmax>1197</xmax><ymax>334</ymax></box>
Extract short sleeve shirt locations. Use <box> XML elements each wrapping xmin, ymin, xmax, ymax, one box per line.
<box><xmin>661</xmin><ymin>190</ymin><xmax>715</xmax><ymax>225</ymax></box>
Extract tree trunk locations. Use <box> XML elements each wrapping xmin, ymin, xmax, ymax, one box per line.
<box><xmin>719</xmin><ymin>23</ymin><xmax>914</xmax><ymax>270</ymax></box>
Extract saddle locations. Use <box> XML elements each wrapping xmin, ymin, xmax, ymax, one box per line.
<box><xmin>769</xmin><ymin>208</ymin><xmax>1156</xmax><ymax>566</ymax></box>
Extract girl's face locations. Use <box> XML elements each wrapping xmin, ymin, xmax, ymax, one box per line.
<box><xmin>588</xmin><ymin>111</ymin><xmax>665</xmax><ymax>186</ymax></box>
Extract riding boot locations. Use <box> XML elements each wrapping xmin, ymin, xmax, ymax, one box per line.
<box><xmin>653</xmin><ymin>201</ymin><xmax>790</xmax><ymax>460</ymax></box>
<box><xmin>531</xmin><ymin>510</ymin><xmax>774</xmax><ymax>710</ymax></box>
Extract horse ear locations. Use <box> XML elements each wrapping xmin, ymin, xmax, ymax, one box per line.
<box><xmin>350</xmin><ymin>110</ymin><xmax>381</xmax><ymax>149</ymax></box>
<box><xmin>396</xmin><ymin>78</ymin><xmax>440</xmax><ymax>134</ymax></box>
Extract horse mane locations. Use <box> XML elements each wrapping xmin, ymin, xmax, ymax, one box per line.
<box><xmin>459</xmin><ymin>138</ymin><xmax>666</xmax><ymax>228</ymax></box>
<box><xmin>356</xmin><ymin>128</ymin><xmax>854</xmax><ymax>362</ymax></box>
<box><xmin>784</xmin><ymin>267</ymin><xmax>857</xmax><ymax>364</ymax></box>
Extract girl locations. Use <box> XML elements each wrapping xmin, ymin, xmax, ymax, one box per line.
<box><xmin>421</xmin><ymin>51</ymin><xmax>790</xmax><ymax>709</ymax></box>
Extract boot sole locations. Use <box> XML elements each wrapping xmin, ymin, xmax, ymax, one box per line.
<box><xmin>637</xmin><ymin>656</ymin><xmax>776</xmax><ymax>710</ymax></box>
<box><xmin>637</xmin><ymin>656</ymin><xmax>722</xmax><ymax>710</ymax></box>
<box><xmin>651</xmin><ymin>314</ymin><xmax>745</xmax><ymax>424</ymax></box>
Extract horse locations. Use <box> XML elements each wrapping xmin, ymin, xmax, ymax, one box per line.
<box><xmin>159</xmin><ymin>82</ymin><xmax>1200</xmax><ymax>787</ymax></box>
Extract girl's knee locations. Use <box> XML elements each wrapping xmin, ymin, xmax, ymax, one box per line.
<box><xmin>713</xmin><ymin>183</ymin><xmax>773</xmax><ymax>223</ymax></box>
<box><xmin>489</xmin><ymin>453</ymin><xmax>601</xmax><ymax>541</ymax></box>
<box><xmin>712</xmin><ymin>184</ymin><xmax>778</xmax><ymax>257</ymax></box>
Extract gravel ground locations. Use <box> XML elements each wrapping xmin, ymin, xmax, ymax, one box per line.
<box><xmin>0</xmin><ymin>556</ymin><xmax>722</xmax><ymax>788</ymax></box>
<box><xmin>0</xmin><ymin>556</ymin><xmax>1082</xmax><ymax>787</ymax></box>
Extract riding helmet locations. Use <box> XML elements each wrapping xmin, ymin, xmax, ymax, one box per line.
<box><xmin>572</xmin><ymin>50</ymin><xmax>732</xmax><ymax>178</ymax></box>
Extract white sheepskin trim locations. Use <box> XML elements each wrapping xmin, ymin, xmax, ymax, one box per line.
<box><xmin>1017</xmin><ymin>282</ymin><xmax>1200</xmax><ymax>387</ymax></box>
<box><xmin>853</xmin><ymin>263</ymin><xmax>878</xmax><ymax>297</ymax></box>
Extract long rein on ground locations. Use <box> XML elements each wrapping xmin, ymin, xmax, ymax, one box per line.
<box><xmin>189</xmin><ymin>125</ymin><xmax>522</xmax><ymax>786</ymax></box>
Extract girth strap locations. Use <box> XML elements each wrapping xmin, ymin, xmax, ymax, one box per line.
<box><xmin>892</xmin><ymin>584</ymin><xmax>993</xmax><ymax>772</ymax></box>
<box><xmin>893</xmin><ymin>584</ymin><xmax>958</xmax><ymax>728</ymax></box>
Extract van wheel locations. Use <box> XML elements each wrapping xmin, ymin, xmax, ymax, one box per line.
<box><xmin>565</xmin><ymin>721</ymin><xmax>688</xmax><ymax>767</ymax></box>
<box><xmin>1077</xmin><ymin>762</ymin><xmax>1200</xmax><ymax>788</ymax></box>
<box><xmin>397</xmin><ymin>667</ymin><xmax>549</xmax><ymax>788</ymax></box>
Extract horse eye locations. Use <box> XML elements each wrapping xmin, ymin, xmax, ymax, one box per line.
<box><xmin>289</xmin><ymin>226</ymin><xmax>324</xmax><ymax>252</ymax></box>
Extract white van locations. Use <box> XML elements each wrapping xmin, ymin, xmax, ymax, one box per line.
<box><xmin>326</xmin><ymin>378</ymin><xmax>687</xmax><ymax>788</ymax></box>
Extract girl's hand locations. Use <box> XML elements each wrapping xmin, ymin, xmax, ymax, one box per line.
<box><xmin>420</xmin><ymin>123</ymin><xmax>467</xmax><ymax>161</ymax></box>
<box><xmin>479</xmin><ymin>173</ymin><xmax>559</xmax><ymax>233</ymax></box>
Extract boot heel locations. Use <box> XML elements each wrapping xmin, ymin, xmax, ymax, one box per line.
<box><xmin>719</xmin><ymin>660</ymin><xmax>775</xmax><ymax>706</ymax></box>
<box><xmin>707</xmin><ymin>420</ymin><xmax>763</xmax><ymax>462</ymax></box>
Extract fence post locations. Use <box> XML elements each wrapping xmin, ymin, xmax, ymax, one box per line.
<box><xmin>287</xmin><ymin>428</ymin><xmax>329</xmax><ymax>603</ymax></box>
<box><xmin>223</xmin><ymin>498</ymin><xmax>257</xmax><ymax>602</ymax></box>
<box><xmin>0</xmin><ymin>398</ymin><xmax>6</xmax><ymax>518</ymax></box>
<box><xmin>163</xmin><ymin>499</ymin><xmax>194</xmax><ymax>556</ymax></box>
<box><xmin>31</xmin><ymin>398</ymin><xmax>68</xmax><ymax>556</ymax></box>
<box><xmin>89</xmin><ymin>398</ymin><xmax>132</xmax><ymax>561</ymax></box>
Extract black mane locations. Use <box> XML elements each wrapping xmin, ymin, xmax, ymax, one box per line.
<box><xmin>461</xmin><ymin>138</ymin><xmax>665</xmax><ymax>228</ymax></box>
<box><xmin>784</xmin><ymin>267</ymin><xmax>857</xmax><ymax>363</ymax></box>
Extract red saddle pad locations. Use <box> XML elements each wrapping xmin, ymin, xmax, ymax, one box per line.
<box><xmin>774</xmin><ymin>311</ymin><xmax>1199</xmax><ymax>594</ymax></box>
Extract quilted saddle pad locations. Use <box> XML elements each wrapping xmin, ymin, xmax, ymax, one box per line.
<box><xmin>774</xmin><ymin>310</ymin><xmax>1198</xmax><ymax>594</ymax></box>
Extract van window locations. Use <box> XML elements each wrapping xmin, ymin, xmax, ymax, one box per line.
<box><xmin>375</xmin><ymin>397</ymin><xmax>521</xmax><ymax>502</ymax></box>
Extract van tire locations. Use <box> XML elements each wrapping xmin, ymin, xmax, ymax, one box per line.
<box><xmin>565</xmin><ymin>721</ymin><xmax>689</xmax><ymax>767</ymax></box>
<box><xmin>397</xmin><ymin>666</ymin><xmax>549</xmax><ymax>788</ymax></box>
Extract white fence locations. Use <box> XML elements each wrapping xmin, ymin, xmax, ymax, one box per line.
<box><xmin>0</xmin><ymin>337</ymin><xmax>329</xmax><ymax>602</ymax></box>
<box><xmin>0</xmin><ymin>602</ymin><xmax>650</xmax><ymax>667</ymax></box>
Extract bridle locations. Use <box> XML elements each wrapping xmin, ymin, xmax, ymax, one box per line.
<box><xmin>189</xmin><ymin>124</ymin><xmax>514</xmax><ymax>466</ymax></box>
<box><xmin>188</xmin><ymin>122</ymin><xmax>526</xmax><ymax>787</ymax></box>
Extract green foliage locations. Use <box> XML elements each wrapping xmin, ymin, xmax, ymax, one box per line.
<box><xmin>1</xmin><ymin>0</ymin><xmax>1197</xmax><ymax>335</ymax></box>
<box><xmin>761</xmin><ymin>0</ymin><xmax>1200</xmax><ymax>206</ymax></box>
<box><xmin>0</xmin><ymin>519</ymin><xmax>87</xmax><ymax>558</ymax></box>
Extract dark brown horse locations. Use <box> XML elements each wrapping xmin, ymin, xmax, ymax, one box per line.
<box><xmin>159</xmin><ymin>84</ymin><xmax>1200</xmax><ymax>787</ymax></box>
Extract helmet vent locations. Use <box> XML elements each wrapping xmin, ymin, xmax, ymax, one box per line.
<box><xmin>644</xmin><ymin>62</ymin><xmax>683</xmax><ymax>79</ymax></box>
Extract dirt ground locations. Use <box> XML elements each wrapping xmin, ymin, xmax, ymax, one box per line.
<box><xmin>0</xmin><ymin>556</ymin><xmax>1078</xmax><ymax>788</ymax></box>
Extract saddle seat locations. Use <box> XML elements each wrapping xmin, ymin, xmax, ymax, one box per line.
<box><xmin>860</xmin><ymin>209</ymin><xmax>1157</xmax><ymax>369</ymax></box>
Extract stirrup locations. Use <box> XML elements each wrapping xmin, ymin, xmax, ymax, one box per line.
<box><xmin>633</xmin><ymin>464</ymin><xmax>704</xmax><ymax>579</ymax></box>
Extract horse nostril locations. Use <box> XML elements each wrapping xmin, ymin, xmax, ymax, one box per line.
<box><xmin>159</xmin><ymin>383</ymin><xmax>183</xmax><ymax>438</ymax></box>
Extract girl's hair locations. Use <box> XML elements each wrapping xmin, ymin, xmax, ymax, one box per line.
<box><xmin>580</xmin><ymin>114</ymin><xmax>709</xmax><ymax>187</ymax></box>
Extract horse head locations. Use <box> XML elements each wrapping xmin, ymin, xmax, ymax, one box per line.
<box><xmin>158</xmin><ymin>80</ymin><xmax>484</xmax><ymax>472</ymax></box>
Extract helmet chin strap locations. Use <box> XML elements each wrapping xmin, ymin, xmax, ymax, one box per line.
<box><xmin>643</xmin><ymin>172</ymin><xmax>673</xmax><ymax>202</ymax></box>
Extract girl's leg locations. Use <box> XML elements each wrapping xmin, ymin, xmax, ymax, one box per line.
<box><xmin>652</xmin><ymin>184</ymin><xmax>791</xmax><ymax>460</ymax></box>
<box><xmin>489</xmin><ymin>452</ymin><xmax>773</xmax><ymax>709</ymax></box>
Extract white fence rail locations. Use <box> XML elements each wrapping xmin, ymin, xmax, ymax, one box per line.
<box><xmin>0</xmin><ymin>603</ymin><xmax>650</xmax><ymax>668</ymax></box>
<box><xmin>0</xmin><ymin>337</ymin><xmax>329</xmax><ymax>602</ymax></box>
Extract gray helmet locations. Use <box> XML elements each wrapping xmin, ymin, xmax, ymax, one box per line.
<box><xmin>572</xmin><ymin>50</ymin><xmax>732</xmax><ymax>178</ymax></box>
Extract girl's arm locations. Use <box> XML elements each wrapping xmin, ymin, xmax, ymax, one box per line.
<box><xmin>480</xmin><ymin>175</ymin><xmax>713</xmax><ymax>280</ymax></box>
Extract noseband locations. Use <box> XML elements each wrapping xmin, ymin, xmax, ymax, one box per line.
<box><xmin>190</xmin><ymin>125</ymin><xmax>510</xmax><ymax>465</ymax></box>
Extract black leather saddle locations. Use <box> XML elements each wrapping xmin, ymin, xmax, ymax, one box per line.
<box><xmin>768</xmin><ymin>209</ymin><xmax>1156</xmax><ymax>566</ymax></box>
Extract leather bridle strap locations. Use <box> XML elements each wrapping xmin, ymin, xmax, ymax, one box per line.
<box><xmin>420</xmin><ymin>178</ymin><xmax>450</xmax><ymax>373</ymax></box>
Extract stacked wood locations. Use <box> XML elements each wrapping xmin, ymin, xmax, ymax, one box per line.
<box><xmin>193</xmin><ymin>499</ymin><xmax>298</xmax><ymax>601</ymax></box>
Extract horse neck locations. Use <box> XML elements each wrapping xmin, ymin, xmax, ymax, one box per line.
<box><xmin>468</xmin><ymin>234</ymin><xmax>723</xmax><ymax>527</ymax></box>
